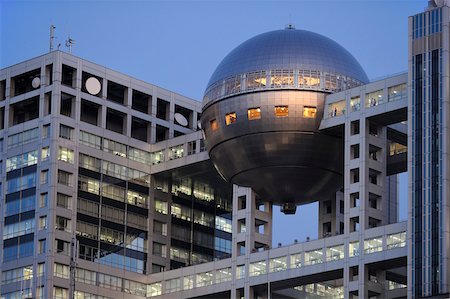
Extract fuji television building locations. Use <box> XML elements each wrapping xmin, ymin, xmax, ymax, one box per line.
<box><xmin>1</xmin><ymin>1</ymin><xmax>450</xmax><ymax>299</ymax></box>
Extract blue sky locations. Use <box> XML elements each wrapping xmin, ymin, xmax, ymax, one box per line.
<box><xmin>1</xmin><ymin>0</ymin><xmax>424</xmax><ymax>245</ymax></box>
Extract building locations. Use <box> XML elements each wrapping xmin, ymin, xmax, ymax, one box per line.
<box><xmin>0</xmin><ymin>1</ymin><xmax>448</xmax><ymax>299</ymax></box>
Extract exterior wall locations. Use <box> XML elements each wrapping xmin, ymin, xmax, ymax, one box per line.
<box><xmin>0</xmin><ymin>53</ymin><xmax>410</xmax><ymax>299</ymax></box>
<box><xmin>408</xmin><ymin>2</ymin><xmax>450</xmax><ymax>298</ymax></box>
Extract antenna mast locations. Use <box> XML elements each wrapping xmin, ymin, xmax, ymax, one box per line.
<box><xmin>49</xmin><ymin>25</ymin><xmax>56</xmax><ymax>52</ymax></box>
<box><xmin>65</xmin><ymin>36</ymin><xmax>75</xmax><ymax>54</ymax></box>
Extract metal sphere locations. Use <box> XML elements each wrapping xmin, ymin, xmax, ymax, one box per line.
<box><xmin>201</xmin><ymin>28</ymin><xmax>368</xmax><ymax>213</ymax></box>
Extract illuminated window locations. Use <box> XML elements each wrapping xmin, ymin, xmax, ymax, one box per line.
<box><xmin>247</xmin><ymin>108</ymin><xmax>261</xmax><ymax>120</ymax></box>
<box><xmin>275</xmin><ymin>106</ymin><xmax>288</xmax><ymax>117</ymax></box>
<box><xmin>303</xmin><ymin>106</ymin><xmax>317</xmax><ymax>118</ymax></box>
<box><xmin>225</xmin><ymin>112</ymin><xmax>236</xmax><ymax>125</ymax></box>
<box><xmin>210</xmin><ymin>119</ymin><xmax>218</xmax><ymax>131</ymax></box>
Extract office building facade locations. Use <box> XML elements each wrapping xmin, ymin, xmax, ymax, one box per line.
<box><xmin>0</xmin><ymin>1</ymin><xmax>448</xmax><ymax>298</ymax></box>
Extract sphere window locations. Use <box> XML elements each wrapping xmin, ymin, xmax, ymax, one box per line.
<box><xmin>210</xmin><ymin>119</ymin><xmax>218</xmax><ymax>131</ymax></box>
<box><xmin>303</xmin><ymin>106</ymin><xmax>317</xmax><ymax>118</ymax></box>
<box><xmin>225</xmin><ymin>112</ymin><xmax>237</xmax><ymax>125</ymax></box>
<box><xmin>247</xmin><ymin>108</ymin><xmax>261</xmax><ymax>120</ymax></box>
<box><xmin>274</xmin><ymin>106</ymin><xmax>289</xmax><ymax>117</ymax></box>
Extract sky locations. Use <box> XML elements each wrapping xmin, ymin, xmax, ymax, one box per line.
<box><xmin>1</xmin><ymin>0</ymin><xmax>424</xmax><ymax>246</ymax></box>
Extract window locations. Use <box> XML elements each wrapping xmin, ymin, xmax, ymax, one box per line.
<box><xmin>148</xmin><ymin>282</ymin><xmax>162</xmax><ymax>297</ymax></box>
<box><xmin>196</xmin><ymin>272</ymin><xmax>213</xmax><ymax>287</ymax></box>
<box><xmin>364</xmin><ymin>237</ymin><xmax>383</xmax><ymax>254</ymax></box>
<box><xmin>58</xmin><ymin>147</ymin><xmax>74</xmax><ymax>164</ymax></box>
<box><xmin>326</xmin><ymin>245</ymin><xmax>344</xmax><ymax>261</ymax></box>
<box><xmin>210</xmin><ymin>119</ymin><xmax>218</xmax><ymax>131</ymax></box>
<box><xmin>153</xmin><ymin>242</ymin><xmax>166</xmax><ymax>257</ymax></box>
<box><xmin>388</xmin><ymin>83</ymin><xmax>406</xmax><ymax>102</ymax></box>
<box><xmin>40</xmin><ymin>169</ymin><xmax>49</xmax><ymax>184</ymax></box>
<box><xmin>53</xmin><ymin>287</ymin><xmax>68</xmax><ymax>299</ymax></box>
<box><xmin>291</xmin><ymin>253</ymin><xmax>302</xmax><ymax>268</ymax></box>
<box><xmin>38</xmin><ymin>239</ymin><xmax>46</xmax><ymax>254</ymax></box>
<box><xmin>40</xmin><ymin>192</ymin><xmax>48</xmax><ymax>208</ymax></box>
<box><xmin>41</xmin><ymin>146</ymin><xmax>50</xmax><ymax>161</ymax></box>
<box><xmin>58</xmin><ymin>170</ymin><xmax>72</xmax><ymax>186</ymax></box>
<box><xmin>57</xmin><ymin>193</ymin><xmax>71</xmax><ymax>209</ymax></box>
<box><xmin>55</xmin><ymin>216</ymin><xmax>71</xmax><ymax>232</ymax></box>
<box><xmin>350</xmin><ymin>96</ymin><xmax>361</xmax><ymax>111</ymax></box>
<box><xmin>270</xmin><ymin>256</ymin><xmax>287</xmax><ymax>272</ymax></box>
<box><xmin>56</xmin><ymin>239</ymin><xmax>70</xmax><ymax>255</ymax></box>
<box><xmin>303</xmin><ymin>106</ymin><xmax>317</xmax><ymax>118</ymax></box>
<box><xmin>247</xmin><ymin>107</ymin><xmax>261</xmax><ymax>120</ymax></box>
<box><xmin>366</xmin><ymin>89</ymin><xmax>383</xmax><ymax>107</ymax></box>
<box><xmin>225</xmin><ymin>112</ymin><xmax>236</xmax><ymax>125</ymax></box>
<box><xmin>6</xmin><ymin>150</ymin><xmax>38</xmax><ymax>171</ymax></box>
<box><xmin>39</xmin><ymin>216</ymin><xmax>47</xmax><ymax>230</ymax></box>
<box><xmin>274</xmin><ymin>105</ymin><xmax>288</xmax><ymax>117</ymax></box>
<box><xmin>250</xmin><ymin>261</ymin><xmax>267</xmax><ymax>276</ymax></box>
<box><xmin>349</xmin><ymin>241</ymin><xmax>359</xmax><ymax>257</ymax></box>
<box><xmin>304</xmin><ymin>249</ymin><xmax>323</xmax><ymax>265</ymax></box>
<box><xmin>154</xmin><ymin>200</ymin><xmax>168</xmax><ymax>214</ymax></box>
<box><xmin>54</xmin><ymin>263</ymin><xmax>70</xmax><ymax>279</ymax></box>
<box><xmin>216</xmin><ymin>268</ymin><xmax>232</xmax><ymax>283</ymax></box>
<box><xmin>236</xmin><ymin>265</ymin><xmax>245</xmax><ymax>279</ymax></box>
<box><xmin>387</xmin><ymin>232</ymin><xmax>406</xmax><ymax>249</ymax></box>
<box><xmin>59</xmin><ymin>124</ymin><xmax>74</xmax><ymax>140</ymax></box>
<box><xmin>153</xmin><ymin>221</ymin><xmax>167</xmax><ymax>236</ymax></box>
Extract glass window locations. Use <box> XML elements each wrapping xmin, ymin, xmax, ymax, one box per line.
<box><xmin>196</xmin><ymin>272</ymin><xmax>213</xmax><ymax>287</ymax></box>
<box><xmin>41</xmin><ymin>146</ymin><xmax>50</xmax><ymax>161</ymax></box>
<box><xmin>154</xmin><ymin>200</ymin><xmax>168</xmax><ymax>214</ymax></box>
<box><xmin>166</xmin><ymin>278</ymin><xmax>182</xmax><ymax>293</ymax></box>
<box><xmin>210</xmin><ymin>119</ymin><xmax>218</xmax><ymax>131</ymax></box>
<box><xmin>270</xmin><ymin>256</ymin><xmax>287</xmax><ymax>272</ymax></box>
<box><xmin>6</xmin><ymin>150</ymin><xmax>38</xmax><ymax>171</ymax></box>
<box><xmin>215</xmin><ymin>216</ymin><xmax>232</xmax><ymax>233</ymax></box>
<box><xmin>328</xmin><ymin>100</ymin><xmax>346</xmax><ymax>117</ymax></box>
<box><xmin>350</xmin><ymin>96</ymin><xmax>361</xmax><ymax>112</ymax></box>
<box><xmin>39</xmin><ymin>216</ymin><xmax>47</xmax><ymax>230</ymax></box>
<box><xmin>153</xmin><ymin>220</ymin><xmax>167</xmax><ymax>236</ymax></box>
<box><xmin>80</xmin><ymin>130</ymin><xmax>102</xmax><ymax>149</ymax></box>
<box><xmin>58</xmin><ymin>147</ymin><xmax>74</xmax><ymax>164</ymax></box>
<box><xmin>168</xmin><ymin>144</ymin><xmax>184</xmax><ymax>160</ymax></box>
<box><xmin>364</xmin><ymin>237</ymin><xmax>383</xmax><ymax>254</ymax></box>
<box><xmin>79</xmin><ymin>153</ymin><xmax>101</xmax><ymax>172</ymax></box>
<box><xmin>152</xmin><ymin>242</ymin><xmax>166</xmax><ymax>257</ymax></box>
<box><xmin>303</xmin><ymin>106</ymin><xmax>317</xmax><ymax>118</ymax></box>
<box><xmin>225</xmin><ymin>112</ymin><xmax>236</xmax><ymax>125</ymax></box>
<box><xmin>388</xmin><ymin>83</ymin><xmax>406</xmax><ymax>102</ymax></box>
<box><xmin>236</xmin><ymin>265</ymin><xmax>245</xmax><ymax>279</ymax></box>
<box><xmin>274</xmin><ymin>105</ymin><xmax>288</xmax><ymax>117</ymax></box>
<box><xmin>40</xmin><ymin>192</ymin><xmax>48</xmax><ymax>208</ymax></box>
<box><xmin>54</xmin><ymin>263</ymin><xmax>70</xmax><ymax>279</ymax></box>
<box><xmin>55</xmin><ymin>216</ymin><xmax>71</xmax><ymax>232</ymax></box>
<box><xmin>247</xmin><ymin>107</ymin><xmax>261</xmax><ymax>120</ymax></box>
<box><xmin>40</xmin><ymin>169</ymin><xmax>49</xmax><ymax>184</ymax></box>
<box><xmin>326</xmin><ymin>245</ymin><xmax>344</xmax><ymax>261</ymax></box>
<box><xmin>183</xmin><ymin>275</ymin><xmax>194</xmax><ymax>290</ymax></box>
<box><xmin>58</xmin><ymin>170</ymin><xmax>72</xmax><ymax>186</ymax></box>
<box><xmin>387</xmin><ymin>232</ymin><xmax>406</xmax><ymax>249</ymax></box>
<box><xmin>151</xmin><ymin>150</ymin><xmax>164</xmax><ymax>164</ymax></box>
<box><xmin>366</xmin><ymin>90</ymin><xmax>383</xmax><ymax>107</ymax></box>
<box><xmin>78</xmin><ymin>175</ymin><xmax>100</xmax><ymax>194</ymax></box>
<box><xmin>270</xmin><ymin>69</ymin><xmax>294</xmax><ymax>87</ymax></box>
<box><xmin>53</xmin><ymin>287</ymin><xmax>68</xmax><ymax>299</ymax></box>
<box><xmin>8</xmin><ymin>127</ymin><xmax>39</xmax><ymax>149</ymax></box>
<box><xmin>304</xmin><ymin>249</ymin><xmax>323</xmax><ymax>265</ymax></box>
<box><xmin>147</xmin><ymin>282</ymin><xmax>162</xmax><ymax>297</ymax></box>
<box><xmin>57</xmin><ymin>193</ymin><xmax>71</xmax><ymax>209</ymax></box>
<box><xmin>246</xmin><ymin>71</ymin><xmax>266</xmax><ymax>90</ymax></box>
<box><xmin>290</xmin><ymin>253</ymin><xmax>302</xmax><ymax>269</ymax></box>
<box><xmin>216</xmin><ymin>267</ymin><xmax>232</xmax><ymax>283</ymax></box>
<box><xmin>59</xmin><ymin>124</ymin><xmax>74</xmax><ymax>140</ymax></box>
<box><xmin>349</xmin><ymin>241</ymin><xmax>359</xmax><ymax>257</ymax></box>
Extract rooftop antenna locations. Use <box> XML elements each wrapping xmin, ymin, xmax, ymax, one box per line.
<box><xmin>65</xmin><ymin>36</ymin><xmax>75</xmax><ymax>54</ymax></box>
<box><xmin>49</xmin><ymin>25</ymin><xmax>56</xmax><ymax>52</ymax></box>
<box><xmin>285</xmin><ymin>15</ymin><xmax>295</xmax><ymax>30</ymax></box>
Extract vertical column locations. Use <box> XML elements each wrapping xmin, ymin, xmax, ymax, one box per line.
<box><xmin>231</xmin><ymin>185</ymin><xmax>272</xmax><ymax>299</ymax></box>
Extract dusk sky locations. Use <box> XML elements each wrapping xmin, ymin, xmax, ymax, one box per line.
<box><xmin>1</xmin><ymin>0</ymin><xmax>425</xmax><ymax>246</ymax></box>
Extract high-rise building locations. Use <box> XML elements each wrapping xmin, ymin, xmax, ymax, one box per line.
<box><xmin>0</xmin><ymin>1</ymin><xmax>448</xmax><ymax>299</ymax></box>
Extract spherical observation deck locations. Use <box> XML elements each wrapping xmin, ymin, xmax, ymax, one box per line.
<box><xmin>201</xmin><ymin>27</ymin><xmax>368</xmax><ymax>214</ymax></box>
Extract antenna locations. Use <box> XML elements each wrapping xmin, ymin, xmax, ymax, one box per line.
<box><xmin>65</xmin><ymin>36</ymin><xmax>75</xmax><ymax>54</ymax></box>
<box><xmin>49</xmin><ymin>25</ymin><xmax>56</xmax><ymax>52</ymax></box>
